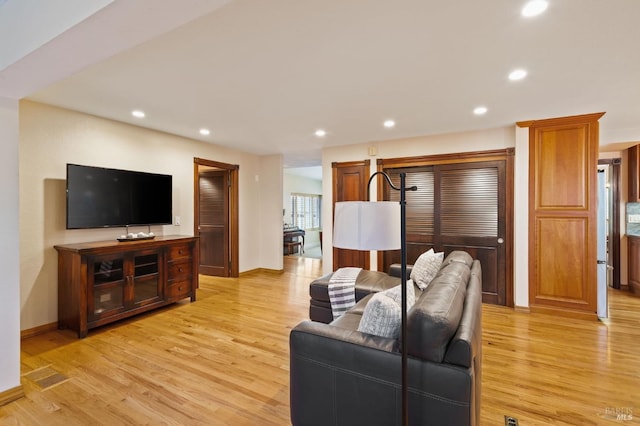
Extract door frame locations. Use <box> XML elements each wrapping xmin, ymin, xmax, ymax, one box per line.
<box><xmin>194</xmin><ymin>158</ymin><xmax>239</xmax><ymax>278</ymax></box>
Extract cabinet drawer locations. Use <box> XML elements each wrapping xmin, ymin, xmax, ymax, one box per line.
<box><xmin>168</xmin><ymin>259</ymin><xmax>192</xmax><ymax>280</ymax></box>
<box><xmin>168</xmin><ymin>244</ymin><xmax>192</xmax><ymax>261</ymax></box>
<box><xmin>166</xmin><ymin>280</ymin><xmax>192</xmax><ymax>300</ymax></box>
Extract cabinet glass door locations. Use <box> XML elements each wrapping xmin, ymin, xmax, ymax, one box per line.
<box><xmin>132</xmin><ymin>252</ymin><xmax>161</xmax><ymax>305</ymax></box>
<box><xmin>90</xmin><ymin>257</ymin><xmax>126</xmax><ymax>319</ymax></box>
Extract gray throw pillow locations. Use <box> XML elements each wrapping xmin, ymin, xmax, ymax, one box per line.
<box><xmin>357</xmin><ymin>281</ymin><xmax>415</xmax><ymax>338</ymax></box>
<box><xmin>381</xmin><ymin>280</ymin><xmax>416</xmax><ymax>310</ymax></box>
<box><xmin>410</xmin><ymin>249</ymin><xmax>444</xmax><ymax>290</ymax></box>
<box><xmin>357</xmin><ymin>292</ymin><xmax>402</xmax><ymax>338</ymax></box>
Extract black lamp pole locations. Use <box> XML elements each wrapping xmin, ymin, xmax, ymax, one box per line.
<box><xmin>367</xmin><ymin>171</ymin><xmax>417</xmax><ymax>426</ymax></box>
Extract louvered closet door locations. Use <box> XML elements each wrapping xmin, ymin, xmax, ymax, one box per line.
<box><xmin>383</xmin><ymin>160</ymin><xmax>507</xmax><ymax>305</ymax></box>
<box><xmin>385</xmin><ymin>168</ymin><xmax>436</xmax><ymax>262</ymax></box>
<box><xmin>438</xmin><ymin>161</ymin><xmax>506</xmax><ymax>305</ymax></box>
<box><xmin>198</xmin><ymin>170</ymin><xmax>229</xmax><ymax>277</ymax></box>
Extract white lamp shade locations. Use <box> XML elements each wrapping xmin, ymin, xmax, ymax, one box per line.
<box><xmin>333</xmin><ymin>201</ymin><xmax>401</xmax><ymax>250</ymax></box>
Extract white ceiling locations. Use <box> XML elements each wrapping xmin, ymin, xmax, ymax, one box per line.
<box><xmin>0</xmin><ymin>0</ymin><xmax>113</xmax><ymax>71</ymax></box>
<box><xmin>3</xmin><ymin>0</ymin><xmax>640</xmax><ymax>167</ymax></box>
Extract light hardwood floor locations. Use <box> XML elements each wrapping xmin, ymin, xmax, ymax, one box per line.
<box><xmin>2</xmin><ymin>257</ymin><xmax>639</xmax><ymax>425</ymax></box>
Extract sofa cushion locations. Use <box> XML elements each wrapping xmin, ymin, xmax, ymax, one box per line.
<box><xmin>330</xmin><ymin>310</ymin><xmax>365</xmax><ymax>331</ymax></box>
<box><xmin>444</xmin><ymin>260</ymin><xmax>482</xmax><ymax>368</ymax></box>
<box><xmin>442</xmin><ymin>250</ymin><xmax>473</xmax><ymax>268</ymax></box>
<box><xmin>407</xmin><ymin>261</ymin><xmax>468</xmax><ymax>363</ymax></box>
<box><xmin>410</xmin><ymin>249</ymin><xmax>444</xmax><ymax>290</ymax></box>
<box><xmin>337</xmin><ymin>293</ymin><xmax>372</xmax><ymax>319</ymax></box>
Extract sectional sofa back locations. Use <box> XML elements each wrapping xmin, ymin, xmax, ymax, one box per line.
<box><xmin>407</xmin><ymin>251</ymin><xmax>477</xmax><ymax>364</ymax></box>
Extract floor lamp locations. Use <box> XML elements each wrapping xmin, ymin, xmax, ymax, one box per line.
<box><xmin>333</xmin><ymin>171</ymin><xmax>417</xmax><ymax>426</ymax></box>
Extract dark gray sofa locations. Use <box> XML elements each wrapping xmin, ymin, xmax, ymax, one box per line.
<box><xmin>290</xmin><ymin>251</ymin><xmax>482</xmax><ymax>426</ymax></box>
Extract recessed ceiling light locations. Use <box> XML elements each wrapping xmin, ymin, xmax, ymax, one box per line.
<box><xmin>509</xmin><ymin>69</ymin><xmax>528</xmax><ymax>81</ymax></box>
<box><xmin>315</xmin><ymin>129</ymin><xmax>327</xmax><ymax>138</ymax></box>
<box><xmin>383</xmin><ymin>119</ymin><xmax>396</xmax><ymax>128</ymax></box>
<box><xmin>199</xmin><ymin>128</ymin><xmax>210</xmax><ymax>136</ymax></box>
<box><xmin>473</xmin><ymin>106</ymin><xmax>488</xmax><ymax>115</ymax></box>
<box><xmin>522</xmin><ymin>0</ymin><xmax>548</xmax><ymax>17</ymax></box>
<box><xmin>131</xmin><ymin>110</ymin><xmax>145</xmax><ymax>118</ymax></box>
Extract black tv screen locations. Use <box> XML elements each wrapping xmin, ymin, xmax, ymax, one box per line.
<box><xmin>66</xmin><ymin>164</ymin><xmax>172</xmax><ymax>229</ymax></box>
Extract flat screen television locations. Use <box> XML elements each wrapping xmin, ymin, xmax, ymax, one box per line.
<box><xmin>66</xmin><ymin>164</ymin><xmax>173</xmax><ymax>229</ymax></box>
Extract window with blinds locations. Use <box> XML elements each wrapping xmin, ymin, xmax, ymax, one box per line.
<box><xmin>291</xmin><ymin>193</ymin><xmax>321</xmax><ymax>230</ymax></box>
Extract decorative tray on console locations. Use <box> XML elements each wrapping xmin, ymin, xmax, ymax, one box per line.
<box><xmin>117</xmin><ymin>233</ymin><xmax>156</xmax><ymax>242</ymax></box>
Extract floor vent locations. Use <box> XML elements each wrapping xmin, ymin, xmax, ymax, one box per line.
<box><xmin>505</xmin><ymin>415</ymin><xmax>519</xmax><ymax>426</ymax></box>
<box><xmin>23</xmin><ymin>366</ymin><xmax>69</xmax><ymax>390</ymax></box>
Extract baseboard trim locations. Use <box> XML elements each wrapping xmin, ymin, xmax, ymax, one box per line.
<box><xmin>21</xmin><ymin>321</ymin><xmax>58</xmax><ymax>339</ymax></box>
<box><xmin>0</xmin><ymin>385</ymin><xmax>24</xmax><ymax>407</ymax></box>
<box><xmin>514</xmin><ymin>305</ymin><xmax>531</xmax><ymax>313</ymax></box>
<box><xmin>240</xmin><ymin>268</ymin><xmax>284</xmax><ymax>276</ymax></box>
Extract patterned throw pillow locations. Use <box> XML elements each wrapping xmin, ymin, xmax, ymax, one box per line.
<box><xmin>410</xmin><ymin>249</ymin><xmax>444</xmax><ymax>290</ymax></box>
<box><xmin>381</xmin><ymin>280</ymin><xmax>416</xmax><ymax>310</ymax></box>
<box><xmin>357</xmin><ymin>281</ymin><xmax>415</xmax><ymax>338</ymax></box>
<box><xmin>358</xmin><ymin>292</ymin><xmax>402</xmax><ymax>338</ymax></box>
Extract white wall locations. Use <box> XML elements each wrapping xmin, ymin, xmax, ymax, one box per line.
<box><xmin>259</xmin><ymin>155</ymin><xmax>285</xmax><ymax>270</ymax></box>
<box><xmin>320</xmin><ymin>126</ymin><xmax>526</xmax><ymax>302</ymax></box>
<box><xmin>19</xmin><ymin>100</ymin><xmax>279</xmax><ymax>330</ymax></box>
<box><xmin>283</xmin><ymin>172</ymin><xmax>323</xmax><ymax>247</ymax></box>
<box><xmin>0</xmin><ymin>97</ymin><xmax>21</xmax><ymax>393</ymax></box>
<box><xmin>514</xmin><ymin>126</ymin><xmax>529</xmax><ymax>307</ymax></box>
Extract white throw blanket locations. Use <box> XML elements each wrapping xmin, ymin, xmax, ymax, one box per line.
<box><xmin>328</xmin><ymin>267</ymin><xmax>361</xmax><ymax>319</ymax></box>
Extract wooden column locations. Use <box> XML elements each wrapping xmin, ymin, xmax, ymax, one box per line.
<box><xmin>518</xmin><ymin>112</ymin><xmax>604</xmax><ymax>319</ymax></box>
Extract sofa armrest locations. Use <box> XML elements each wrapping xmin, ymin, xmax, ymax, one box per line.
<box><xmin>388</xmin><ymin>263</ymin><xmax>413</xmax><ymax>278</ymax></box>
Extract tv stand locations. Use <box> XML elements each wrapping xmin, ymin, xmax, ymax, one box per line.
<box><xmin>55</xmin><ymin>235</ymin><xmax>198</xmax><ymax>338</ymax></box>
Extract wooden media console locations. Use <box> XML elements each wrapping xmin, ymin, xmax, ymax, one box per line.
<box><xmin>55</xmin><ymin>235</ymin><xmax>198</xmax><ymax>338</ymax></box>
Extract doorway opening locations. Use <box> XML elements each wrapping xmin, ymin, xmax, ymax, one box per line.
<box><xmin>597</xmin><ymin>159</ymin><xmax>621</xmax><ymax>289</ymax></box>
<box><xmin>194</xmin><ymin>158</ymin><xmax>239</xmax><ymax>277</ymax></box>
<box><xmin>283</xmin><ymin>166</ymin><xmax>323</xmax><ymax>260</ymax></box>
<box><xmin>597</xmin><ymin>158</ymin><xmax>621</xmax><ymax>319</ymax></box>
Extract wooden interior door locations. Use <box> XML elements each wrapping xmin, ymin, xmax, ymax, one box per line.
<box><xmin>332</xmin><ymin>160</ymin><xmax>370</xmax><ymax>270</ymax></box>
<box><xmin>437</xmin><ymin>162</ymin><xmax>507</xmax><ymax>305</ymax></box>
<box><xmin>522</xmin><ymin>112</ymin><xmax>604</xmax><ymax>319</ymax></box>
<box><xmin>194</xmin><ymin>158</ymin><xmax>239</xmax><ymax>278</ymax></box>
<box><xmin>381</xmin><ymin>158</ymin><xmax>509</xmax><ymax>305</ymax></box>
<box><xmin>198</xmin><ymin>170</ymin><xmax>229</xmax><ymax>277</ymax></box>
